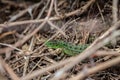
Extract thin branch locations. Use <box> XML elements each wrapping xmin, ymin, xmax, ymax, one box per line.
<box><xmin>47</xmin><ymin>20</ymin><xmax>67</xmax><ymax>38</ymax></box>
<box><xmin>0</xmin><ymin>43</ymin><xmax>22</xmax><ymax>52</ymax></box>
<box><xmin>69</xmin><ymin>56</ymin><xmax>120</xmax><ymax>80</ymax></box>
<box><xmin>112</xmin><ymin>0</ymin><xmax>118</xmax><ymax>24</ymax></box>
<box><xmin>9</xmin><ymin>2</ymin><xmax>42</xmax><ymax>22</ymax></box>
<box><xmin>0</xmin><ymin>56</ymin><xmax>20</xmax><ymax>80</ymax></box>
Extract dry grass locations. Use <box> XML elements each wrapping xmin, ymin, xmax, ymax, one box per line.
<box><xmin>0</xmin><ymin>0</ymin><xmax>120</xmax><ymax>80</ymax></box>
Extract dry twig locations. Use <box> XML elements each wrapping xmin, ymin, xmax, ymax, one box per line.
<box><xmin>0</xmin><ymin>56</ymin><xmax>20</xmax><ymax>80</ymax></box>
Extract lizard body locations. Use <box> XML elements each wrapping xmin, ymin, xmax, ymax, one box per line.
<box><xmin>45</xmin><ymin>40</ymin><xmax>89</xmax><ymax>56</ymax></box>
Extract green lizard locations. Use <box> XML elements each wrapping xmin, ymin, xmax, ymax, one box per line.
<box><xmin>45</xmin><ymin>40</ymin><xmax>89</xmax><ymax>56</ymax></box>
